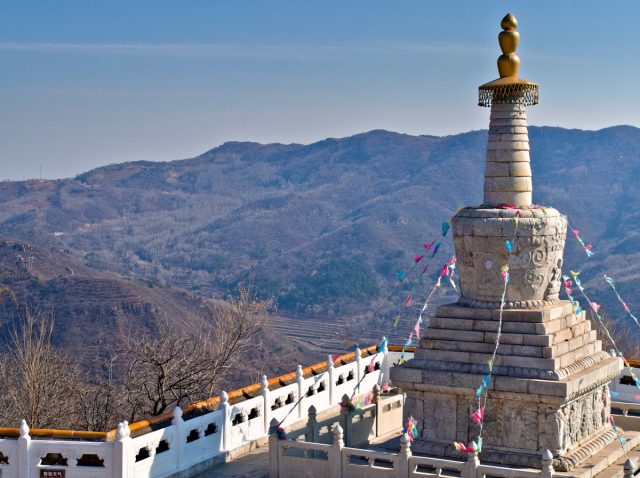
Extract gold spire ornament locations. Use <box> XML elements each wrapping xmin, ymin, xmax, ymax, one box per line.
<box><xmin>478</xmin><ymin>13</ymin><xmax>538</xmax><ymax>107</ymax></box>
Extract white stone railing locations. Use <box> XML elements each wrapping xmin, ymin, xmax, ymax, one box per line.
<box><xmin>269</xmin><ymin>424</ymin><xmax>556</xmax><ymax>478</ymax></box>
<box><xmin>0</xmin><ymin>343</ymin><xmax>400</xmax><ymax>478</ymax></box>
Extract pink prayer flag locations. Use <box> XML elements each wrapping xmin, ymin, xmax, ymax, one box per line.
<box><xmin>623</xmin><ymin>303</ymin><xmax>630</xmax><ymax>313</ymax></box>
<box><xmin>447</xmin><ymin>256</ymin><xmax>457</xmax><ymax>266</ymax></box>
<box><xmin>590</xmin><ymin>302</ymin><xmax>601</xmax><ymax>313</ymax></box>
<box><xmin>635</xmin><ymin>394</ymin><xmax>640</xmax><ymax>401</ymax></box>
<box><xmin>414</xmin><ymin>322</ymin><xmax>420</xmax><ymax>338</ymax></box>
<box><xmin>564</xmin><ymin>279</ymin><xmax>572</xmax><ymax>287</ymax></box>
<box><xmin>585</xmin><ymin>244</ymin><xmax>593</xmax><ymax>251</ymax></box>
<box><xmin>471</xmin><ymin>407</ymin><xmax>485</xmax><ymax>424</ymax></box>
<box><xmin>501</xmin><ymin>270</ymin><xmax>508</xmax><ymax>280</ymax></box>
<box><xmin>404</xmin><ymin>295</ymin><xmax>413</xmax><ymax>307</ymax></box>
<box><xmin>414</xmin><ymin>254</ymin><xmax>425</xmax><ymax>263</ymax></box>
<box><xmin>572</xmin><ymin>230</ymin><xmax>580</xmax><ymax>237</ymax></box>
<box><xmin>424</xmin><ymin>240</ymin><xmax>436</xmax><ymax>252</ymax></box>
<box><xmin>367</xmin><ymin>356</ymin><xmax>376</xmax><ymax>373</ymax></box>
<box><xmin>440</xmin><ymin>265</ymin><xmax>449</xmax><ymax>276</ymax></box>
<box><xmin>565</xmin><ymin>287</ymin><xmax>573</xmax><ymax>296</ymax></box>
<box><xmin>422</xmin><ymin>265</ymin><xmax>429</xmax><ymax>275</ymax></box>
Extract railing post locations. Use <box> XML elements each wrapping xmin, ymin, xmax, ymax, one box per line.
<box><xmin>305</xmin><ymin>405</ymin><xmax>319</xmax><ymax>443</ymax></box>
<box><xmin>381</xmin><ymin>336</ymin><xmax>390</xmax><ymax>385</ymax></box>
<box><xmin>327</xmin><ymin>354</ymin><xmax>335</xmax><ymax>405</ymax></box>
<box><xmin>373</xmin><ymin>384</ymin><xmax>381</xmax><ymax>437</ymax></box>
<box><xmin>17</xmin><ymin>420</ymin><xmax>31</xmax><ymax>478</ymax></box>
<box><xmin>296</xmin><ymin>365</ymin><xmax>305</xmax><ymax>420</ymax></box>
<box><xmin>541</xmin><ymin>449</ymin><xmax>554</xmax><ymax>478</ymax></box>
<box><xmin>624</xmin><ymin>457</ymin><xmax>635</xmax><ymax>478</ymax></box>
<box><xmin>329</xmin><ymin>424</ymin><xmax>343</xmax><ymax>478</ymax></box>
<box><xmin>173</xmin><ymin>406</ymin><xmax>184</xmax><ymax>471</ymax></box>
<box><xmin>114</xmin><ymin>420</ymin><xmax>131</xmax><ymax>478</ymax></box>
<box><xmin>340</xmin><ymin>394</ymin><xmax>352</xmax><ymax>446</ymax></box>
<box><xmin>268</xmin><ymin>418</ymin><xmax>280</xmax><ymax>478</ymax></box>
<box><xmin>220</xmin><ymin>391</ymin><xmax>231</xmax><ymax>452</ymax></box>
<box><xmin>397</xmin><ymin>432</ymin><xmax>412</xmax><ymax>478</ymax></box>
<box><xmin>355</xmin><ymin>347</ymin><xmax>362</xmax><ymax>394</ymax></box>
<box><xmin>464</xmin><ymin>443</ymin><xmax>479</xmax><ymax>478</ymax></box>
<box><xmin>262</xmin><ymin>375</ymin><xmax>271</xmax><ymax>435</ymax></box>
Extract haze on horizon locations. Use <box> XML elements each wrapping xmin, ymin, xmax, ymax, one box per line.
<box><xmin>1</xmin><ymin>0</ymin><xmax>639</xmax><ymax>181</ymax></box>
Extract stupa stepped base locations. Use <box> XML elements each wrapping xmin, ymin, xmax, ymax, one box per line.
<box><xmin>391</xmin><ymin>301</ymin><xmax>623</xmax><ymax>472</ymax></box>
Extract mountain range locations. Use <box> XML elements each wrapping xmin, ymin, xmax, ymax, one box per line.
<box><xmin>0</xmin><ymin>125</ymin><xmax>639</xmax><ymax>349</ymax></box>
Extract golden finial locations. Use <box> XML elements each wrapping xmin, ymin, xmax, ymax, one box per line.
<box><xmin>478</xmin><ymin>13</ymin><xmax>538</xmax><ymax>107</ymax></box>
<box><xmin>498</xmin><ymin>13</ymin><xmax>520</xmax><ymax>77</ymax></box>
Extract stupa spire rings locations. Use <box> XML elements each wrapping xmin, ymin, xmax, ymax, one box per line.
<box><xmin>478</xmin><ymin>12</ymin><xmax>538</xmax><ymax>107</ymax></box>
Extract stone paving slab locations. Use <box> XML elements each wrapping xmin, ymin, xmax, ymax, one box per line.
<box><xmin>193</xmin><ymin>446</ymin><xmax>269</xmax><ymax>478</ymax></box>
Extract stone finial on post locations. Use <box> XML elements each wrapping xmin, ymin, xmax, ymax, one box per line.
<box><xmin>327</xmin><ymin>354</ymin><xmax>335</xmax><ymax>404</ymax></box>
<box><xmin>328</xmin><ymin>423</ymin><xmax>344</xmax><ymax>478</ymax></box>
<box><xmin>541</xmin><ymin>449</ymin><xmax>554</xmax><ymax>478</ymax></box>
<box><xmin>398</xmin><ymin>432</ymin><xmax>412</xmax><ymax>476</ymax></box>
<box><xmin>296</xmin><ymin>365</ymin><xmax>305</xmax><ymax>419</ymax></box>
<box><xmin>306</xmin><ymin>405</ymin><xmax>319</xmax><ymax>443</ymax></box>
<box><xmin>114</xmin><ymin>421</ymin><xmax>131</xmax><ymax>478</ymax></box>
<box><xmin>17</xmin><ymin>419</ymin><xmax>31</xmax><ymax>477</ymax></box>
<box><xmin>624</xmin><ymin>458</ymin><xmax>636</xmax><ymax>478</ymax></box>
<box><xmin>268</xmin><ymin>418</ymin><xmax>281</xmax><ymax>478</ymax></box>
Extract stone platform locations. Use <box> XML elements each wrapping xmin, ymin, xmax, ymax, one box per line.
<box><xmin>391</xmin><ymin>301</ymin><xmax>623</xmax><ymax>471</ymax></box>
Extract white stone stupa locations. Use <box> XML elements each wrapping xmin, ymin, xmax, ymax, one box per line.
<box><xmin>391</xmin><ymin>13</ymin><xmax>623</xmax><ymax>471</ymax></box>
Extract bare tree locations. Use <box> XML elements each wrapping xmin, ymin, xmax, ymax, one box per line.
<box><xmin>72</xmin><ymin>355</ymin><xmax>124</xmax><ymax>431</ymax></box>
<box><xmin>596</xmin><ymin>309</ymin><xmax>640</xmax><ymax>358</ymax></box>
<box><xmin>121</xmin><ymin>287</ymin><xmax>273</xmax><ymax>421</ymax></box>
<box><xmin>0</xmin><ymin>305</ymin><xmax>79</xmax><ymax>429</ymax></box>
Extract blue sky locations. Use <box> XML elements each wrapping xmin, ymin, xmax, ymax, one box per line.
<box><xmin>1</xmin><ymin>1</ymin><xmax>639</xmax><ymax>180</ymax></box>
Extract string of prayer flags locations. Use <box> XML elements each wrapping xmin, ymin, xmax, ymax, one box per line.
<box><xmin>474</xmin><ymin>219</ymin><xmax>519</xmax><ymax>448</ymax></box>
<box><xmin>471</xmin><ymin>407</ymin><xmax>485</xmax><ymax>425</ymax></box>
<box><xmin>405</xmin><ymin>416</ymin><xmax>419</xmax><ymax>441</ymax></box>
<box><xmin>396</xmin><ymin>272</ymin><xmax>408</xmax><ymax>281</ymax></box>
<box><xmin>505</xmin><ymin>240</ymin><xmax>513</xmax><ymax>254</ymax></box>
<box><xmin>475</xmin><ymin>375</ymin><xmax>491</xmax><ymax>398</ymax></box>
<box><xmin>454</xmin><ymin>441</ymin><xmax>477</xmax><ymax>454</ymax></box>
<box><xmin>569</xmin><ymin>270</ymin><xmax>640</xmax><ymax>395</ymax></box>
<box><xmin>340</xmin><ymin>398</ymin><xmax>359</xmax><ymax>413</ymax></box>
<box><xmin>268</xmin><ymin>423</ymin><xmax>288</xmax><ymax>440</ymax></box>
<box><xmin>610</xmin><ymin>416</ymin><xmax>627</xmax><ymax>445</ymax></box>
<box><xmin>562</xmin><ymin>275</ymin><xmax>582</xmax><ymax>315</ymax></box>
<box><xmin>397</xmin><ymin>257</ymin><xmax>456</xmax><ymax>366</ymax></box>
<box><xmin>604</xmin><ymin>275</ymin><xmax>640</xmax><ymax>328</ymax></box>
<box><xmin>367</xmin><ymin>355</ymin><xmax>376</xmax><ymax>373</ymax></box>
<box><xmin>567</xmin><ymin>222</ymin><xmax>594</xmax><ymax>257</ymax></box>
<box><xmin>500</xmin><ymin>264</ymin><xmax>509</xmax><ymax>282</ymax></box>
